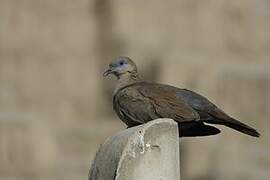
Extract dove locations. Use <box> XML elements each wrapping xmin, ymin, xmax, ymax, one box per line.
<box><xmin>103</xmin><ymin>57</ymin><xmax>260</xmax><ymax>137</ymax></box>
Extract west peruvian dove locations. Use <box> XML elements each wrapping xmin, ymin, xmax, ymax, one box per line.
<box><xmin>103</xmin><ymin>57</ymin><xmax>260</xmax><ymax>137</ymax></box>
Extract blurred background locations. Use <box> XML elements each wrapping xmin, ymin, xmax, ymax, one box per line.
<box><xmin>0</xmin><ymin>0</ymin><xmax>269</xmax><ymax>180</ymax></box>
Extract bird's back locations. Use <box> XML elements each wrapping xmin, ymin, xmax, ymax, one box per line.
<box><xmin>113</xmin><ymin>82</ymin><xmax>200</xmax><ymax>127</ymax></box>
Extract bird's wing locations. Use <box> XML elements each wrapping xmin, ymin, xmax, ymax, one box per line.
<box><xmin>136</xmin><ymin>83</ymin><xmax>200</xmax><ymax>122</ymax></box>
<box><xmin>177</xmin><ymin>89</ymin><xmax>260</xmax><ymax>137</ymax></box>
<box><xmin>114</xmin><ymin>82</ymin><xmax>199</xmax><ymax>125</ymax></box>
<box><xmin>175</xmin><ymin>88</ymin><xmax>228</xmax><ymax>120</ymax></box>
<box><xmin>114</xmin><ymin>86</ymin><xmax>160</xmax><ymax>125</ymax></box>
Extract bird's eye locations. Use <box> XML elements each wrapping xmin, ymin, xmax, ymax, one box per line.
<box><xmin>119</xmin><ymin>61</ymin><xmax>124</xmax><ymax>65</ymax></box>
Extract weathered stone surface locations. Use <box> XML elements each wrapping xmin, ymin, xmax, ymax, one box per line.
<box><xmin>89</xmin><ymin>119</ymin><xmax>180</xmax><ymax>180</ymax></box>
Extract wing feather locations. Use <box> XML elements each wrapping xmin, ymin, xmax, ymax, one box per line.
<box><xmin>113</xmin><ymin>82</ymin><xmax>199</xmax><ymax>126</ymax></box>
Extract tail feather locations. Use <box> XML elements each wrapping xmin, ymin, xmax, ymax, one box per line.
<box><xmin>207</xmin><ymin>118</ymin><xmax>260</xmax><ymax>137</ymax></box>
<box><xmin>179</xmin><ymin>122</ymin><xmax>221</xmax><ymax>137</ymax></box>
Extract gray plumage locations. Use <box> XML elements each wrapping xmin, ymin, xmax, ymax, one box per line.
<box><xmin>103</xmin><ymin>57</ymin><xmax>260</xmax><ymax>137</ymax></box>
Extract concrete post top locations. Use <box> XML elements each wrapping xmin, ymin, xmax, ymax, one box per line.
<box><xmin>89</xmin><ymin>118</ymin><xmax>180</xmax><ymax>180</ymax></box>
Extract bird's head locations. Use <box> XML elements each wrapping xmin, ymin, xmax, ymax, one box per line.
<box><xmin>103</xmin><ymin>57</ymin><xmax>138</xmax><ymax>79</ymax></box>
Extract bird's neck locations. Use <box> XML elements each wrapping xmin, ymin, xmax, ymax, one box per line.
<box><xmin>114</xmin><ymin>72</ymin><xmax>142</xmax><ymax>94</ymax></box>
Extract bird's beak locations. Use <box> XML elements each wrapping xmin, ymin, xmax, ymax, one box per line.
<box><xmin>103</xmin><ymin>68</ymin><xmax>113</xmax><ymax>77</ymax></box>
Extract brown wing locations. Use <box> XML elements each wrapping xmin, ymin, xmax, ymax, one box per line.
<box><xmin>136</xmin><ymin>82</ymin><xmax>200</xmax><ymax>122</ymax></box>
<box><xmin>113</xmin><ymin>85</ymin><xmax>161</xmax><ymax>126</ymax></box>
<box><xmin>114</xmin><ymin>82</ymin><xmax>199</xmax><ymax>127</ymax></box>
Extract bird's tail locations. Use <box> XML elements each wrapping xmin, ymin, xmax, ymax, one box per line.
<box><xmin>179</xmin><ymin>122</ymin><xmax>221</xmax><ymax>137</ymax></box>
<box><xmin>208</xmin><ymin>118</ymin><xmax>260</xmax><ymax>137</ymax></box>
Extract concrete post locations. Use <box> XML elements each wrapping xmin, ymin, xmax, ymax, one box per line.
<box><xmin>88</xmin><ymin>118</ymin><xmax>180</xmax><ymax>180</ymax></box>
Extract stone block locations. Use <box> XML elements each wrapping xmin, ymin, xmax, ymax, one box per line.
<box><xmin>89</xmin><ymin>118</ymin><xmax>180</xmax><ymax>180</ymax></box>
